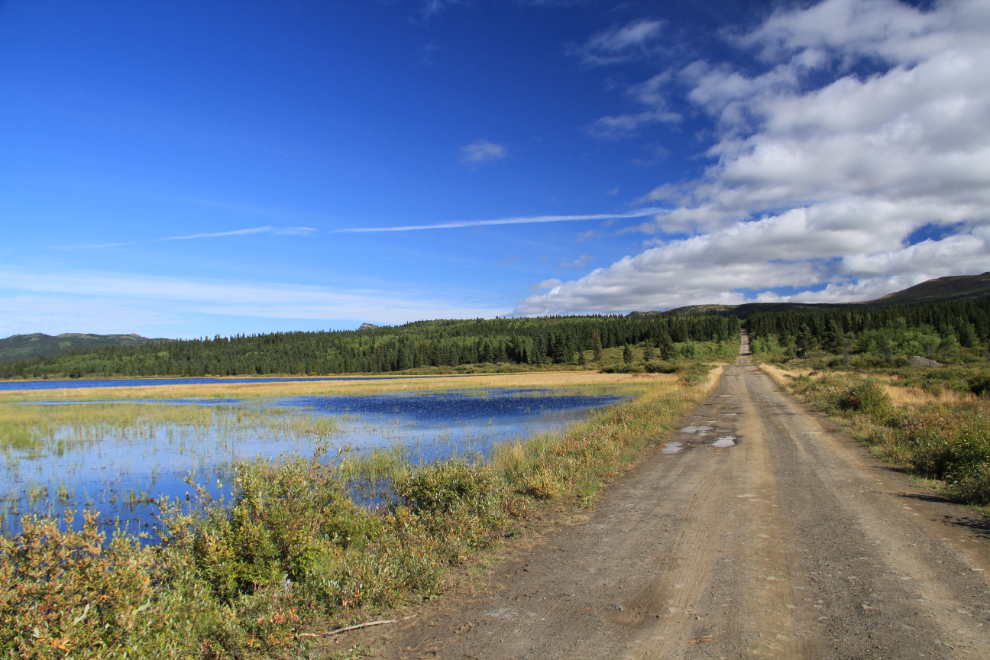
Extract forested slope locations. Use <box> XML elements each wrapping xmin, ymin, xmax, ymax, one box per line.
<box><xmin>746</xmin><ymin>296</ymin><xmax>990</xmax><ymax>363</ymax></box>
<box><xmin>1</xmin><ymin>314</ymin><xmax>739</xmax><ymax>379</ymax></box>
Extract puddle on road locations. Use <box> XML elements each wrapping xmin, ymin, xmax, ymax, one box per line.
<box><xmin>713</xmin><ymin>436</ymin><xmax>737</xmax><ymax>448</ymax></box>
<box><xmin>662</xmin><ymin>442</ymin><xmax>684</xmax><ymax>454</ymax></box>
<box><xmin>680</xmin><ymin>425</ymin><xmax>713</xmax><ymax>434</ymax></box>
<box><xmin>723</xmin><ymin>413</ymin><xmax>738</xmax><ymax>416</ymax></box>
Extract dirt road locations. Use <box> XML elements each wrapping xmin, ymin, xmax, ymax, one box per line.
<box><xmin>345</xmin><ymin>336</ymin><xmax>990</xmax><ymax>658</ymax></box>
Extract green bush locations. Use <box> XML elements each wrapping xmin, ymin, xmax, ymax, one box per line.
<box><xmin>644</xmin><ymin>361</ymin><xmax>677</xmax><ymax>374</ymax></box>
<box><xmin>837</xmin><ymin>379</ymin><xmax>892</xmax><ymax>417</ymax></box>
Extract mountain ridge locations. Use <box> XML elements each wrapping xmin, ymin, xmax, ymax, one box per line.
<box><xmin>629</xmin><ymin>272</ymin><xmax>990</xmax><ymax>319</ymax></box>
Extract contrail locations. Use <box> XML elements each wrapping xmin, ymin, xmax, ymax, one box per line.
<box><xmin>162</xmin><ymin>226</ymin><xmax>316</xmax><ymax>240</ymax></box>
<box><xmin>329</xmin><ymin>208</ymin><xmax>667</xmax><ymax>233</ymax></box>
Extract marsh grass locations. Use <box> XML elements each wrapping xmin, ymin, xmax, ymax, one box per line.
<box><xmin>0</xmin><ymin>367</ymin><xmax>720</xmax><ymax>659</ymax></box>
<box><xmin>0</xmin><ymin>402</ymin><xmax>340</xmax><ymax>453</ymax></box>
<box><xmin>0</xmin><ymin>371</ymin><xmax>655</xmax><ymax>404</ymax></box>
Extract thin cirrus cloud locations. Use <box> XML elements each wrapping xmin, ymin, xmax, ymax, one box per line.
<box><xmin>0</xmin><ymin>268</ymin><xmax>511</xmax><ymax>336</ymax></box>
<box><xmin>330</xmin><ymin>208</ymin><xmax>666</xmax><ymax>233</ymax></box>
<box><xmin>573</xmin><ymin>18</ymin><xmax>665</xmax><ymax>66</ymax></box>
<box><xmin>586</xmin><ymin>72</ymin><xmax>681</xmax><ymax>138</ymax></box>
<box><xmin>522</xmin><ymin>0</ymin><xmax>990</xmax><ymax>315</ymax></box>
<box><xmin>459</xmin><ymin>139</ymin><xmax>507</xmax><ymax>165</ymax></box>
<box><xmin>558</xmin><ymin>254</ymin><xmax>593</xmax><ymax>269</ymax></box>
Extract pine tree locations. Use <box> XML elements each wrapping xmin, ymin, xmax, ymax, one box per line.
<box><xmin>643</xmin><ymin>338</ymin><xmax>655</xmax><ymax>361</ymax></box>
<box><xmin>623</xmin><ymin>344</ymin><xmax>633</xmax><ymax>365</ymax></box>
<box><xmin>592</xmin><ymin>331</ymin><xmax>603</xmax><ymax>362</ymax></box>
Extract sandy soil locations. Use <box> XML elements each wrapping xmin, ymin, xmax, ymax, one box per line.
<box><xmin>335</xmin><ymin>335</ymin><xmax>990</xmax><ymax>659</ymax></box>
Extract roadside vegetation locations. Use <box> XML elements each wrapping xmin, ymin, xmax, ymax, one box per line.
<box><xmin>0</xmin><ymin>348</ymin><xmax>730</xmax><ymax>659</ymax></box>
<box><xmin>749</xmin><ymin>295</ymin><xmax>990</xmax><ymax>507</ymax></box>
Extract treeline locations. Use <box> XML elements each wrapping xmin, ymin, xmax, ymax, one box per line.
<box><xmin>1</xmin><ymin>314</ymin><xmax>740</xmax><ymax>379</ymax></box>
<box><xmin>747</xmin><ymin>297</ymin><xmax>990</xmax><ymax>360</ymax></box>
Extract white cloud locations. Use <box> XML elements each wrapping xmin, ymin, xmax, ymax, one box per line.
<box><xmin>419</xmin><ymin>0</ymin><xmax>462</xmax><ymax>22</ymax></box>
<box><xmin>529</xmin><ymin>278</ymin><xmax>562</xmax><ymax>290</ymax></box>
<box><xmin>522</xmin><ymin>0</ymin><xmax>990</xmax><ymax>314</ymax></box>
<box><xmin>460</xmin><ymin>139</ymin><xmax>508</xmax><ymax>165</ymax></box>
<box><xmin>0</xmin><ymin>269</ymin><xmax>511</xmax><ymax>337</ymax></box>
<box><xmin>558</xmin><ymin>254</ymin><xmax>594</xmax><ymax>269</ymax></box>
<box><xmin>587</xmin><ymin>72</ymin><xmax>682</xmax><ymax>138</ymax></box>
<box><xmin>575</xmin><ymin>19</ymin><xmax>665</xmax><ymax>66</ymax></box>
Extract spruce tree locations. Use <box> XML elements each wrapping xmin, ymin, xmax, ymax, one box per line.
<box><xmin>592</xmin><ymin>331</ymin><xmax>603</xmax><ymax>362</ymax></box>
<box><xmin>659</xmin><ymin>333</ymin><xmax>674</xmax><ymax>361</ymax></box>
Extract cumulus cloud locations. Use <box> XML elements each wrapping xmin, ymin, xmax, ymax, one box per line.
<box><xmin>460</xmin><ymin>139</ymin><xmax>507</xmax><ymax>165</ymax></box>
<box><xmin>529</xmin><ymin>278</ymin><xmax>562</xmax><ymax>290</ymax></box>
<box><xmin>522</xmin><ymin>0</ymin><xmax>990</xmax><ymax>314</ymax></box>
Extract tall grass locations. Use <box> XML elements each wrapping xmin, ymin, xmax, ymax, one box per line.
<box><xmin>0</xmin><ymin>367</ymin><xmax>720</xmax><ymax>659</ymax></box>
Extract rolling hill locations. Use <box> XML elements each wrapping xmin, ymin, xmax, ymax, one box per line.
<box><xmin>0</xmin><ymin>333</ymin><xmax>162</xmax><ymax>363</ymax></box>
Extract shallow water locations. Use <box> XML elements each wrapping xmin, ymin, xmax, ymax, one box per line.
<box><xmin>1</xmin><ymin>388</ymin><xmax>623</xmax><ymax>538</ymax></box>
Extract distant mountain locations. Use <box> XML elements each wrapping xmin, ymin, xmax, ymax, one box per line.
<box><xmin>627</xmin><ymin>272</ymin><xmax>990</xmax><ymax>319</ymax></box>
<box><xmin>0</xmin><ymin>333</ymin><xmax>163</xmax><ymax>363</ymax></box>
<box><xmin>630</xmin><ymin>304</ymin><xmax>737</xmax><ymax>318</ymax></box>
<box><xmin>872</xmin><ymin>272</ymin><xmax>990</xmax><ymax>305</ymax></box>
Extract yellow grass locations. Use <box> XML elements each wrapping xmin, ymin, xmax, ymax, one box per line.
<box><xmin>757</xmin><ymin>363</ymin><xmax>983</xmax><ymax>411</ymax></box>
<box><xmin>0</xmin><ymin>370</ymin><xmax>675</xmax><ymax>403</ymax></box>
<box><xmin>757</xmin><ymin>363</ymin><xmax>807</xmax><ymax>388</ymax></box>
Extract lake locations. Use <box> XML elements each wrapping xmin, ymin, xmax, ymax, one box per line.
<box><xmin>0</xmin><ymin>388</ymin><xmax>624</xmax><ymax>538</ymax></box>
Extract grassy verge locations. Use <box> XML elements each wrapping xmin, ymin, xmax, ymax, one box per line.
<box><xmin>0</xmin><ymin>365</ymin><xmax>723</xmax><ymax>659</ymax></box>
<box><xmin>756</xmin><ymin>358</ymin><xmax>990</xmax><ymax>508</ymax></box>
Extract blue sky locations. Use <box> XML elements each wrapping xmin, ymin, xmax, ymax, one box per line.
<box><xmin>1</xmin><ymin>0</ymin><xmax>988</xmax><ymax>338</ymax></box>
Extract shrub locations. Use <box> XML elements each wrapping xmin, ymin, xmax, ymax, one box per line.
<box><xmin>837</xmin><ymin>379</ymin><xmax>892</xmax><ymax>417</ymax></box>
<box><xmin>0</xmin><ymin>511</ymin><xmax>192</xmax><ymax>659</ymax></box>
<box><xmin>644</xmin><ymin>361</ymin><xmax>677</xmax><ymax>374</ymax></box>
